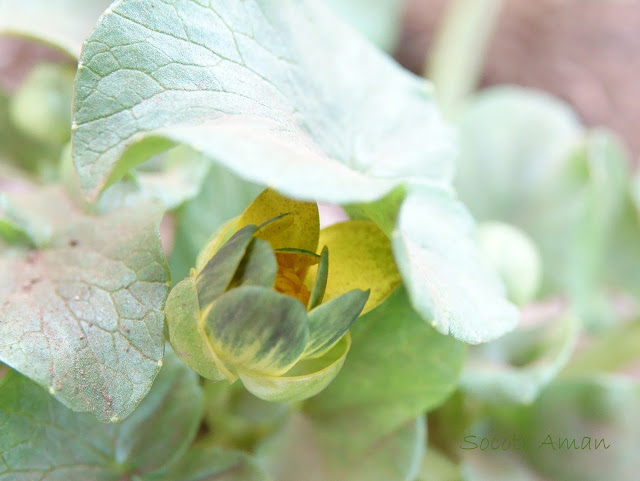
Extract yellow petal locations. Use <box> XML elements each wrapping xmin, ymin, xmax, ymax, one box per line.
<box><xmin>237</xmin><ymin>188</ymin><xmax>319</xmax><ymax>252</ymax></box>
<box><xmin>309</xmin><ymin>220</ymin><xmax>401</xmax><ymax>314</ymax></box>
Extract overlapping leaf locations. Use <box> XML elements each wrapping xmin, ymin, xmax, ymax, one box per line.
<box><xmin>0</xmin><ymin>348</ymin><xmax>203</xmax><ymax>480</ymax></box>
<box><xmin>306</xmin><ymin>288</ymin><xmax>466</xmax><ymax>450</ymax></box>
<box><xmin>72</xmin><ymin>0</ymin><xmax>455</xmax><ymax>203</ymax></box>
<box><xmin>0</xmin><ymin>0</ymin><xmax>112</xmax><ymax>58</ymax></box>
<box><xmin>0</xmin><ymin>187</ymin><xmax>169</xmax><ymax>421</ymax></box>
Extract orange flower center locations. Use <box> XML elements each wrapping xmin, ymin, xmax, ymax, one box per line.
<box><xmin>273</xmin><ymin>251</ymin><xmax>318</xmax><ymax>307</ymax></box>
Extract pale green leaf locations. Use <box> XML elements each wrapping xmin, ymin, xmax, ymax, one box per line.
<box><xmin>71</xmin><ymin>0</ymin><xmax>455</xmax><ymax>202</ymax></box>
<box><xmin>306</xmin><ymin>288</ymin><xmax>465</xmax><ymax>450</ymax></box>
<box><xmin>203</xmin><ymin>286</ymin><xmax>309</xmax><ymax>377</ymax></box>
<box><xmin>196</xmin><ymin>225</ymin><xmax>257</xmax><ymax>306</ymax></box>
<box><xmin>323</xmin><ymin>0</ymin><xmax>407</xmax><ymax>52</ymax></box>
<box><xmin>257</xmin><ymin>413</ymin><xmax>425</xmax><ymax>481</ymax></box>
<box><xmin>425</xmin><ymin>0</ymin><xmax>503</xmax><ymax>118</ymax></box>
<box><xmin>0</xmin><ymin>0</ymin><xmax>112</xmax><ymax>57</ymax></box>
<box><xmin>393</xmin><ymin>188</ymin><xmax>519</xmax><ymax>343</ymax></box>
<box><xmin>0</xmin><ymin>348</ymin><xmax>204</xmax><ymax>479</ymax></box>
<box><xmin>454</xmin><ymin>87</ymin><xmax>632</xmax><ymax>327</ymax></box>
<box><xmin>0</xmin><ymin>187</ymin><xmax>169</xmax><ymax>421</ymax></box>
<box><xmin>304</xmin><ymin>290</ymin><xmax>368</xmax><ymax>358</ymax></box>
<box><xmin>96</xmin><ymin>145</ymin><xmax>211</xmax><ymax>212</ymax></box>
<box><xmin>476</xmin><ymin>221</ymin><xmax>542</xmax><ymax>306</ymax></box>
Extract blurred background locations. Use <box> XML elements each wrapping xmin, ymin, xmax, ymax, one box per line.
<box><xmin>2</xmin><ymin>2</ymin><xmax>640</xmax><ymax>480</ymax></box>
<box><xmin>3</xmin><ymin>0</ymin><xmax>639</xmax><ymax>160</ymax></box>
<box><xmin>396</xmin><ymin>0</ymin><xmax>640</xmax><ymax>163</ymax></box>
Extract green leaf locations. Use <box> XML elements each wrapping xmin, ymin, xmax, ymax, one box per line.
<box><xmin>202</xmin><ymin>380</ymin><xmax>291</xmax><ymax>450</ymax></box>
<box><xmin>393</xmin><ymin>188</ymin><xmax>519</xmax><ymax>343</ymax></box>
<box><xmin>231</xmin><ymin>238</ymin><xmax>278</xmax><ymax>289</ymax></box>
<box><xmin>145</xmin><ymin>446</ymin><xmax>268</xmax><ymax>481</ymax></box>
<box><xmin>0</xmin><ymin>187</ymin><xmax>169</xmax><ymax>421</ymax></box>
<box><xmin>95</xmin><ymin>145</ymin><xmax>211</xmax><ymax>213</ymax></box>
<box><xmin>454</xmin><ymin>87</ymin><xmax>632</xmax><ymax>326</ymax></box>
<box><xmin>306</xmin><ymin>288</ymin><xmax>466</xmax><ymax>450</ymax></box>
<box><xmin>0</xmin><ymin>0</ymin><xmax>112</xmax><ymax>57</ymax></box>
<box><xmin>0</xmin><ymin>92</ymin><xmax>59</xmax><ymax>178</ymax></box>
<box><xmin>196</xmin><ymin>225</ymin><xmax>257</xmax><ymax>306</ymax></box>
<box><xmin>239</xmin><ymin>333</ymin><xmax>350</xmax><ymax>403</ymax></box>
<box><xmin>562</xmin><ymin>319</ymin><xmax>640</xmax><ymax>377</ymax></box>
<box><xmin>71</xmin><ymin>0</ymin><xmax>455</xmax><ymax>202</ymax></box>
<box><xmin>0</xmin><ymin>348</ymin><xmax>204</xmax><ymax>479</ymax></box>
<box><xmin>169</xmin><ymin>163</ymin><xmax>261</xmax><ymax>281</ymax></box>
<box><xmin>323</xmin><ymin>0</ymin><xmax>406</xmax><ymax>52</ymax></box>
<box><xmin>307</xmin><ymin>246</ymin><xmax>328</xmax><ymax>310</ymax></box>
<box><xmin>304</xmin><ymin>289</ymin><xmax>369</xmax><ymax>358</ymax></box>
<box><xmin>165</xmin><ymin>277</ymin><xmax>224</xmax><ymax>381</ymax></box>
<box><xmin>461</xmin><ymin>449</ymin><xmax>542</xmax><ymax>481</ymax></box>
<box><xmin>257</xmin><ymin>413</ymin><xmax>425</xmax><ymax>481</ymax></box>
<box><xmin>203</xmin><ymin>286</ymin><xmax>309</xmax><ymax>377</ymax></box>
<box><xmin>460</xmin><ymin>311</ymin><xmax>579</xmax><ymax>404</ymax></box>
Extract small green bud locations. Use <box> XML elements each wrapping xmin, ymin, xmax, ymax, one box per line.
<box><xmin>9</xmin><ymin>63</ymin><xmax>74</xmax><ymax>145</ymax></box>
<box><xmin>477</xmin><ymin>221</ymin><xmax>542</xmax><ymax>305</ymax></box>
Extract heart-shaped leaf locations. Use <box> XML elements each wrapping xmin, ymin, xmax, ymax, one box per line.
<box><xmin>71</xmin><ymin>0</ymin><xmax>455</xmax><ymax>202</ymax></box>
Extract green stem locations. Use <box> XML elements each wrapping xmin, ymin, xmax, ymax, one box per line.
<box><xmin>424</xmin><ymin>0</ymin><xmax>504</xmax><ymax>119</ymax></box>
